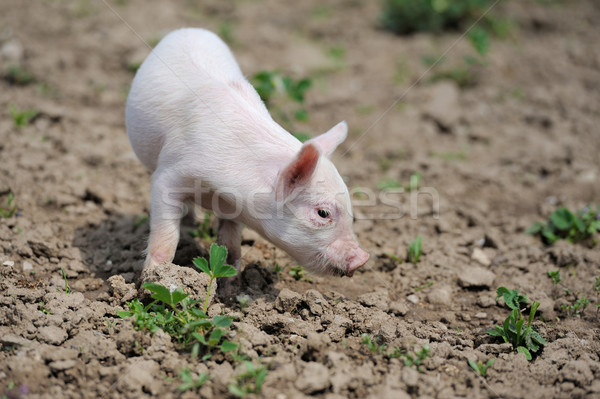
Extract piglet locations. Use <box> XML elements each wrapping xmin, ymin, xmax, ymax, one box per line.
<box><xmin>125</xmin><ymin>28</ymin><xmax>368</xmax><ymax>288</ymax></box>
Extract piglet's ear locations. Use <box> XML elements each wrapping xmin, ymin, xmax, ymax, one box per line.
<box><xmin>307</xmin><ymin>121</ymin><xmax>348</xmax><ymax>158</ymax></box>
<box><xmin>275</xmin><ymin>143</ymin><xmax>320</xmax><ymax>202</ymax></box>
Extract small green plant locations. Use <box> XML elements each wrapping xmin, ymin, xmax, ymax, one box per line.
<box><xmin>38</xmin><ymin>301</ymin><xmax>50</xmax><ymax>314</ymax></box>
<box><xmin>118</xmin><ymin>244</ymin><xmax>238</xmax><ymax>355</ymax></box>
<box><xmin>289</xmin><ymin>266</ymin><xmax>312</xmax><ymax>282</ymax></box>
<box><xmin>361</xmin><ymin>333</ymin><xmax>386</xmax><ymax>353</ymax></box>
<box><xmin>468</xmin><ymin>27</ymin><xmax>490</xmax><ymax>56</ymax></box>
<box><xmin>5</xmin><ymin>64</ymin><xmax>35</xmax><ymax>85</ymax></box>
<box><xmin>384</xmin><ymin>252</ymin><xmax>404</xmax><ymax>264</ymax></box>
<box><xmin>178</xmin><ymin>368</ymin><xmax>209</xmax><ymax>392</ymax></box>
<box><xmin>562</xmin><ymin>297</ymin><xmax>590</xmax><ymax>316</ymax></box>
<box><xmin>527</xmin><ymin>205</ymin><xmax>600</xmax><ymax>245</ymax></box>
<box><xmin>218</xmin><ymin>21</ymin><xmax>235</xmax><ymax>45</ymax></box>
<box><xmin>548</xmin><ymin>270</ymin><xmax>562</xmax><ymax>285</ymax></box>
<box><xmin>188</xmin><ymin>211</ymin><xmax>215</xmax><ymax>241</ymax></box>
<box><xmin>408</xmin><ymin>235</ymin><xmax>422</xmax><ymax>263</ymax></box>
<box><xmin>487</xmin><ymin>287</ymin><xmax>546</xmax><ymax>360</ymax></box>
<box><xmin>380</xmin><ymin>0</ymin><xmax>495</xmax><ymax>34</ymax></box>
<box><xmin>60</xmin><ymin>267</ymin><xmax>71</xmax><ymax>294</ymax></box>
<box><xmin>377</xmin><ymin>173</ymin><xmax>421</xmax><ymax>191</ymax></box>
<box><xmin>251</xmin><ymin>70</ymin><xmax>312</xmax><ymax>131</ymax></box>
<box><xmin>468</xmin><ymin>358</ymin><xmax>495</xmax><ymax>377</ymax></box>
<box><xmin>388</xmin><ymin>345</ymin><xmax>431</xmax><ymax>372</ymax></box>
<box><xmin>414</xmin><ymin>281</ymin><xmax>434</xmax><ymax>291</ymax></box>
<box><xmin>0</xmin><ymin>193</ymin><xmax>17</xmax><ymax>218</ymax></box>
<box><xmin>9</xmin><ymin>105</ymin><xmax>38</xmax><ymax>128</ymax></box>
<box><xmin>228</xmin><ymin>360</ymin><xmax>268</xmax><ymax>397</ymax></box>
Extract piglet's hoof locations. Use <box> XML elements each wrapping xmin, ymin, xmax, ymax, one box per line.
<box><xmin>138</xmin><ymin>261</ymin><xmax>216</xmax><ymax>305</ymax></box>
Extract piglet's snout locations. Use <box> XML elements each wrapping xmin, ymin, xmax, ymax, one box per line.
<box><xmin>345</xmin><ymin>248</ymin><xmax>369</xmax><ymax>277</ymax></box>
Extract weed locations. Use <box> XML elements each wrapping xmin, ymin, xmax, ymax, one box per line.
<box><xmin>118</xmin><ymin>244</ymin><xmax>238</xmax><ymax>355</ymax></box>
<box><xmin>9</xmin><ymin>105</ymin><xmax>38</xmax><ymax>128</ymax></box>
<box><xmin>562</xmin><ymin>297</ymin><xmax>590</xmax><ymax>315</ymax></box>
<box><xmin>292</xmin><ymin>132</ymin><xmax>311</xmax><ymax>142</ymax></box>
<box><xmin>377</xmin><ymin>173</ymin><xmax>421</xmax><ymax>191</ymax></box>
<box><xmin>178</xmin><ymin>368</ymin><xmax>209</xmax><ymax>392</ymax></box>
<box><xmin>527</xmin><ymin>205</ymin><xmax>600</xmax><ymax>245</ymax></box>
<box><xmin>548</xmin><ymin>270</ymin><xmax>561</xmax><ymax>285</ymax></box>
<box><xmin>361</xmin><ymin>333</ymin><xmax>386</xmax><ymax>353</ymax></box>
<box><xmin>188</xmin><ymin>211</ymin><xmax>215</xmax><ymax>241</ymax></box>
<box><xmin>384</xmin><ymin>252</ymin><xmax>404</xmax><ymax>264</ymax></box>
<box><xmin>408</xmin><ymin>235</ymin><xmax>422</xmax><ymax>264</ymax></box>
<box><xmin>5</xmin><ymin>64</ymin><xmax>35</xmax><ymax>85</ymax></box>
<box><xmin>487</xmin><ymin>287</ymin><xmax>546</xmax><ymax>360</ymax></box>
<box><xmin>251</xmin><ymin>70</ymin><xmax>312</xmax><ymax>132</ymax></box>
<box><xmin>380</xmin><ymin>0</ymin><xmax>495</xmax><ymax>34</ymax></box>
<box><xmin>236</xmin><ymin>294</ymin><xmax>251</xmax><ymax>312</ymax></box>
<box><xmin>388</xmin><ymin>345</ymin><xmax>431</xmax><ymax>372</ymax></box>
<box><xmin>289</xmin><ymin>266</ymin><xmax>312</xmax><ymax>283</ymax></box>
<box><xmin>218</xmin><ymin>21</ymin><xmax>235</xmax><ymax>45</ymax></box>
<box><xmin>228</xmin><ymin>360</ymin><xmax>268</xmax><ymax>397</ymax></box>
<box><xmin>468</xmin><ymin>27</ymin><xmax>490</xmax><ymax>56</ymax></box>
<box><xmin>468</xmin><ymin>358</ymin><xmax>495</xmax><ymax>377</ymax></box>
<box><xmin>414</xmin><ymin>281</ymin><xmax>434</xmax><ymax>292</ymax></box>
<box><xmin>38</xmin><ymin>301</ymin><xmax>49</xmax><ymax>315</ymax></box>
<box><xmin>0</xmin><ymin>193</ymin><xmax>17</xmax><ymax>218</ymax></box>
<box><xmin>60</xmin><ymin>267</ymin><xmax>71</xmax><ymax>294</ymax></box>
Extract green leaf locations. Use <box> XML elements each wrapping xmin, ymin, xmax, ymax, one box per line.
<box><xmin>208</xmin><ymin>328</ymin><xmax>226</xmax><ymax>345</ymax></box>
<box><xmin>487</xmin><ymin>327</ymin><xmax>503</xmax><ymax>337</ymax></box>
<box><xmin>528</xmin><ymin>301</ymin><xmax>540</xmax><ymax>327</ymax></box>
<box><xmin>550</xmin><ymin>208</ymin><xmax>574</xmax><ymax>230</ymax></box>
<box><xmin>485</xmin><ymin>358</ymin><xmax>495</xmax><ymax>368</ymax></box>
<box><xmin>526</xmin><ymin>222</ymin><xmax>543</xmax><ymax>235</ymax></box>
<box><xmin>143</xmin><ymin>282</ymin><xmax>173</xmax><ymax>305</ymax></box>
<box><xmin>210</xmin><ymin>243</ymin><xmax>227</xmax><ymax>270</ymax></box>
<box><xmin>116</xmin><ymin>310</ymin><xmax>132</xmax><ymax>318</ymax></box>
<box><xmin>228</xmin><ymin>384</ymin><xmax>246</xmax><ymax>398</ymax></box>
<box><xmin>212</xmin><ymin>315</ymin><xmax>233</xmax><ymax>328</ymax></box>
<box><xmin>468</xmin><ymin>27</ymin><xmax>490</xmax><ymax>56</ymax></box>
<box><xmin>171</xmin><ymin>288</ymin><xmax>189</xmax><ymax>306</ymax></box>
<box><xmin>214</xmin><ymin>263</ymin><xmax>237</xmax><ymax>278</ymax></box>
<box><xmin>529</xmin><ymin>330</ymin><xmax>547</xmax><ymax>345</ymax></box>
<box><xmin>467</xmin><ymin>359</ymin><xmax>479</xmax><ymax>373</ymax></box>
<box><xmin>516</xmin><ymin>346</ymin><xmax>532</xmax><ymax>361</ymax></box>
<box><xmin>193</xmin><ymin>257</ymin><xmax>210</xmax><ymax>275</ymax></box>
<box><xmin>220</xmin><ymin>340</ymin><xmax>238</xmax><ymax>352</ymax></box>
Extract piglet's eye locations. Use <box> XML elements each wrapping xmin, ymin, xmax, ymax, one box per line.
<box><xmin>317</xmin><ymin>209</ymin><xmax>330</xmax><ymax>218</ymax></box>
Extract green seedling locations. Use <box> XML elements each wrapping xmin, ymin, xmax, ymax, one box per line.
<box><xmin>377</xmin><ymin>178</ymin><xmax>402</xmax><ymax>190</ymax></box>
<box><xmin>361</xmin><ymin>333</ymin><xmax>386</xmax><ymax>353</ymax></box>
<box><xmin>38</xmin><ymin>301</ymin><xmax>49</xmax><ymax>315</ymax></box>
<box><xmin>408</xmin><ymin>235</ymin><xmax>422</xmax><ymax>264</ymax></box>
<box><xmin>388</xmin><ymin>345</ymin><xmax>431</xmax><ymax>372</ymax></box>
<box><xmin>289</xmin><ymin>266</ymin><xmax>312</xmax><ymax>282</ymax></box>
<box><xmin>293</xmin><ymin>132</ymin><xmax>311</xmax><ymax>142</ymax></box>
<box><xmin>236</xmin><ymin>294</ymin><xmax>251</xmax><ymax>312</ymax></box>
<box><xmin>178</xmin><ymin>368</ymin><xmax>209</xmax><ymax>392</ymax></box>
<box><xmin>548</xmin><ymin>270</ymin><xmax>561</xmax><ymax>285</ymax></box>
<box><xmin>0</xmin><ymin>193</ymin><xmax>17</xmax><ymax>218</ymax></box>
<box><xmin>133</xmin><ymin>214</ymin><xmax>148</xmax><ymax>230</ymax></box>
<box><xmin>5</xmin><ymin>64</ymin><xmax>35</xmax><ymax>85</ymax></box>
<box><xmin>468</xmin><ymin>358</ymin><xmax>495</xmax><ymax>377</ymax></box>
<box><xmin>193</xmin><ymin>243</ymin><xmax>238</xmax><ymax>313</ymax></box>
<box><xmin>487</xmin><ymin>287</ymin><xmax>546</xmax><ymax>360</ymax></box>
<box><xmin>562</xmin><ymin>297</ymin><xmax>590</xmax><ymax>316</ymax></box>
<box><xmin>60</xmin><ymin>267</ymin><xmax>71</xmax><ymax>294</ymax></box>
<box><xmin>188</xmin><ymin>211</ymin><xmax>215</xmax><ymax>241</ymax></box>
<box><xmin>384</xmin><ymin>252</ymin><xmax>404</xmax><ymax>264</ymax></box>
<box><xmin>228</xmin><ymin>360</ymin><xmax>268</xmax><ymax>397</ymax></box>
<box><xmin>527</xmin><ymin>205</ymin><xmax>600</xmax><ymax>245</ymax></box>
<box><xmin>468</xmin><ymin>27</ymin><xmax>490</xmax><ymax>56</ymax></box>
<box><xmin>9</xmin><ymin>105</ymin><xmax>38</xmax><ymax>128</ymax></box>
<box><xmin>414</xmin><ymin>281</ymin><xmax>434</xmax><ymax>292</ymax></box>
<box><xmin>118</xmin><ymin>244</ymin><xmax>238</xmax><ymax>354</ymax></box>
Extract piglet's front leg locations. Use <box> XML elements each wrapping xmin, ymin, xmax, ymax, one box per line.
<box><xmin>216</xmin><ymin>218</ymin><xmax>242</xmax><ymax>297</ymax></box>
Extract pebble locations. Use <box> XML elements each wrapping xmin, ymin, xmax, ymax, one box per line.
<box><xmin>471</xmin><ymin>248</ymin><xmax>491</xmax><ymax>266</ymax></box>
<box><xmin>407</xmin><ymin>294</ymin><xmax>419</xmax><ymax>304</ymax></box>
<box><xmin>458</xmin><ymin>267</ymin><xmax>496</xmax><ymax>288</ymax></box>
<box><xmin>3</xmin><ymin>260</ymin><xmax>14</xmax><ymax>267</ymax></box>
<box><xmin>22</xmin><ymin>261</ymin><xmax>33</xmax><ymax>272</ymax></box>
<box><xmin>474</xmin><ymin>312</ymin><xmax>487</xmax><ymax>319</ymax></box>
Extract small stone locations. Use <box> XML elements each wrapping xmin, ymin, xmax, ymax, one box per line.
<box><xmin>402</xmin><ymin>367</ymin><xmax>419</xmax><ymax>387</ymax></box>
<box><xmin>22</xmin><ymin>261</ymin><xmax>33</xmax><ymax>271</ymax></box>
<box><xmin>474</xmin><ymin>312</ymin><xmax>487</xmax><ymax>319</ymax></box>
<box><xmin>49</xmin><ymin>359</ymin><xmax>78</xmax><ymax>372</ymax></box>
<box><xmin>38</xmin><ymin>326</ymin><xmax>68</xmax><ymax>345</ymax></box>
<box><xmin>295</xmin><ymin>362</ymin><xmax>330</xmax><ymax>394</ymax></box>
<box><xmin>275</xmin><ymin>288</ymin><xmax>301</xmax><ymax>313</ymax></box>
<box><xmin>426</xmin><ymin>285</ymin><xmax>452</xmax><ymax>305</ymax></box>
<box><xmin>388</xmin><ymin>301</ymin><xmax>408</xmax><ymax>316</ymax></box>
<box><xmin>471</xmin><ymin>248</ymin><xmax>491</xmax><ymax>266</ymax></box>
<box><xmin>476</xmin><ymin>294</ymin><xmax>495</xmax><ymax>308</ymax></box>
<box><xmin>458</xmin><ymin>267</ymin><xmax>496</xmax><ymax>289</ymax></box>
<box><xmin>3</xmin><ymin>260</ymin><xmax>14</xmax><ymax>267</ymax></box>
<box><xmin>406</xmin><ymin>294</ymin><xmax>419</xmax><ymax>304</ymax></box>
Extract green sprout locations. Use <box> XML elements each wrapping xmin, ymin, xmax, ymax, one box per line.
<box><xmin>387</xmin><ymin>345</ymin><xmax>431</xmax><ymax>372</ymax></box>
<box><xmin>0</xmin><ymin>193</ymin><xmax>17</xmax><ymax>218</ymax></box>
<box><xmin>178</xmin><ymin>368</ymin><xmax>209</xmax><ymax>392</ymax></box>
<box><xmin>487</xmin><ymin>287</ymin><xmax>546</xmax><ymax>360</ymax></box>
<box><xmin>468</xmin><ymin>358</ymin><xmax>495</xmax><ymax>377</ymax></box>
<box><xmin>189</xmin><ymin>211</ymin><xmax>215</xmax><ymax>241</ymax></box>
<box><xmin>228</xmin><ymin>360</ymin><xmax>268</xmax><ymax>397</ymax></box>
<box><xmin>117</xmin><ymin>244</ymin><xmax>238</xmax><ymax>355</ymax></box>
<box><xmin>9</xmin><ymin>105</ymin><xmax>38</xmax><ymax>128</ymax></box>
<box><xmin>361</xmin><ymin>333</ymin><xmax>386</xmax><ymax>353</ymax></box>
<box><xmin>289</xmin><ymin>265</ymin><xmax>312</xmax><ymax>282</ymax></box>
<box><xmin>527</xmin><ymin>205</ymin><xmax>600</xmax><ymax>245</ymax></box>
<box><xmin>408</xmin><ymin>235</ymin><xmax>422</xmax><ymax>264</ymax></box>
<box><xmin>60</xmin><ymin>267</ymin><xmax>71</xmax><ymax>294</ymax></box>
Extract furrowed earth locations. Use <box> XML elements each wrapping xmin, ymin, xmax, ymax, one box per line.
<box><xmin>1</xmin><ymin>1</ymin><xmax>599</xmax><ymax>398</ymax></box>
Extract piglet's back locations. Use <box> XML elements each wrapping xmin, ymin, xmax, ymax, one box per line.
<box><xmin>125</xmin><ymin>28</ymin><xmax>244</xmax><ymax>172</ymax></box>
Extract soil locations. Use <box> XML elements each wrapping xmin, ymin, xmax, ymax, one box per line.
<box><xmin>1</xmin><ymin>0</ymin><xmax>600</xmax><ymax>398</ymax></box>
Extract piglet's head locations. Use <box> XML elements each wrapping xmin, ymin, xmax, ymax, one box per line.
<box><xmin>269</xmin><ymin>121</ymin><xmax>369</xmax><ymax>277</ymax></box>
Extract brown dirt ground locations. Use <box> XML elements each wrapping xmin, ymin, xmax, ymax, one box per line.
<box><xmin>1</xmin><ymin>0</ymin><xmax>600</xmax><ymax>398</ymax></box>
